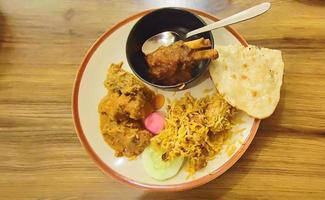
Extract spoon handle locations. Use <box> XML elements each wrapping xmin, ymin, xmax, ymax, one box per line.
<box><xmin>186</xmin><ymin>2</ymin><xmax>271</xmax><ymax>38</ymax></box>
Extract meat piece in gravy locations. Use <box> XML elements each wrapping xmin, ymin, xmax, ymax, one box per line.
<box><xmin>145</xmin><ymin>41</ymin><xmax>193</xmax><ymax>82</ymax></box>
<box><xmin>145</xmin><ymin>38</ymin><xmax>218</xmax><ymax>85</ymax></box>
<box><xmin>98</xmin><ymin>63</ymin><xmax>155</xmax><ymax>158</ymax></box>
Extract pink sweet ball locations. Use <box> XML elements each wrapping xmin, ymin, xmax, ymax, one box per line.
<box><xmin>144</xmin><ymin>112</ymin><xmax>165</xmax><ymax>134</ymax></box>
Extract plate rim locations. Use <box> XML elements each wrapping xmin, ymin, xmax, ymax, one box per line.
<box><xmin>72</xmin><ymin>8</ymin><xmax>261</xmax><ymax>192</ymax></box>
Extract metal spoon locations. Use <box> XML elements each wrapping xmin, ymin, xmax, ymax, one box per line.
<box><xmin>142</xmin><ymin>2</ymin><xmax>271</xmax><ymax>55</ymax></box>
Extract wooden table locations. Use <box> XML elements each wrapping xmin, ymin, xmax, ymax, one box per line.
<box><xmin>0</xmin><ymin>0</ymin><xmax>324</xmax><ymax>199</ymax></box>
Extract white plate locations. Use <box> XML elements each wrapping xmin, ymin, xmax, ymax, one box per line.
<box><xmin>72</xmin><ymin>9</ymin><xmax>260</xmax><ymax>191</ymax></box>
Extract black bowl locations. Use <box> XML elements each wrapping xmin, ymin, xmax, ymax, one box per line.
<box><xmin>126</xmin><ymin>7</ymin><xmax>214</xmax><ymax>90</ymax></box>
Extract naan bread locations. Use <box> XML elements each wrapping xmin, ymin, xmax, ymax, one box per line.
<box><xmin>209</xmin><ymin>45</ymin><xmax>284</xmax><ymax>119</ymax></box>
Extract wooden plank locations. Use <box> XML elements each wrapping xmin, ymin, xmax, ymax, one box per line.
<box><xmin>0</xmin><ymin>0</ymin><xmax>324</xmax><ymax>199</ymax></box>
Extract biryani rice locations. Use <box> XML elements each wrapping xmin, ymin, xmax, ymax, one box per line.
<box><xmin>152</xmin><ymin>92</ymin><xmax>235</xmax><ymax>175</ymax></box>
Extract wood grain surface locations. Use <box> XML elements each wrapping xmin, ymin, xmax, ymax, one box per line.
<box><xmin>0</xmin><ymin>0</ymin><xmax>324</xmax><ymax>199</ymax></box>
